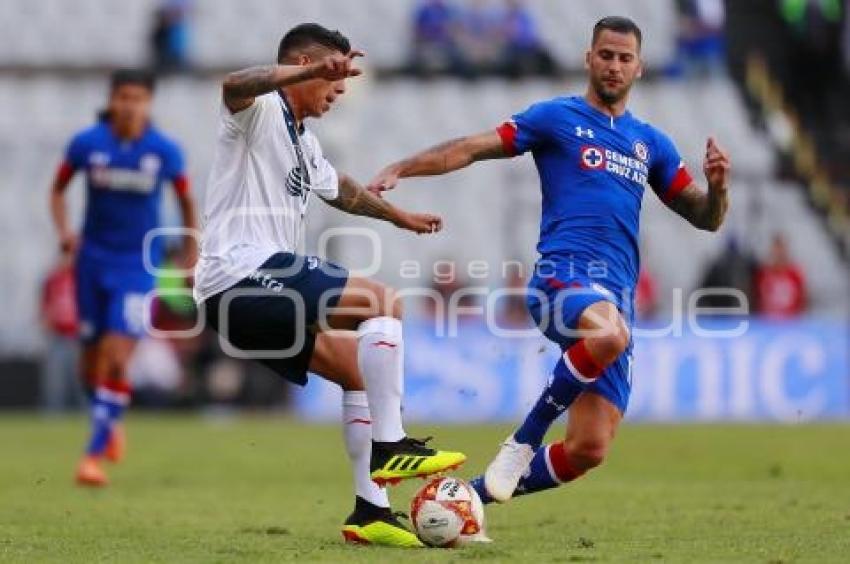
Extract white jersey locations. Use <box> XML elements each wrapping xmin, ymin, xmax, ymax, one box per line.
<box><xmin>194</xmin><ymin>92</ymin><xmax>339</xmax><ymax>302</ymax></box>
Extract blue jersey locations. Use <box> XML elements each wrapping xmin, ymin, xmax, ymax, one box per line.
<box><xmin>498</xmin><ymin>95</ymin><xmax>692</xmax><ymax>293</ymax></box>
<box><xmin>61</xmin><ymin>121</ymin><xmax>187</xmax><ymax>265</ymax></box>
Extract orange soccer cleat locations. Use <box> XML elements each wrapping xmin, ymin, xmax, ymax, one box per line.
<box><xmin>105</xmin><ymin>423</ymin><xmax>126</xmax><ymax>463</ymax></box>
<box><xmin>75</xmin><ymin>456</ymin><xmax>108</xmax><ymax>487</ymax></box>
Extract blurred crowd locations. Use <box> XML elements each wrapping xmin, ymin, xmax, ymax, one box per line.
<box><xmin>407</xmin><ymin>0</ymin><xmax>557</xmax><ymax>78</ymax></box>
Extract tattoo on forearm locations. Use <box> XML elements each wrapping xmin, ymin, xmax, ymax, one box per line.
<box><xmin>325</xmin><ymin>175</ymin><xmax>397</xmax><ymax>222</ymax></box>
<box><xmin>223</xmin><ymin>65</ymin><xmax>281</xmax><ymax>100</ymax></box>
<box><xmin>671</xmin><ymin>184</ymin><xmax>729</xmax><ymax>231</ymax></box>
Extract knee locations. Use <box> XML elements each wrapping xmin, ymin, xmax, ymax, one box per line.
<box><xmin>588</xmin><ymin>324</ymin><xmax>629</xmax><ymax>365</ymax></box>
<box><xmin>566</xmin><ymin>439</ymin><xmax>608</xmax><ymax>471</ymax></box>
<box><xmin>377</xmin><ymin>284</ymin><xmax>402</xmax><ymax>320</ymax></box>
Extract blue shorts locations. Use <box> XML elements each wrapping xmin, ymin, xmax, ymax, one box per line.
<box><xmin>526</xmin><ymin>273</ymin><xmax>634</xmax><ymax>413</ymax></box>
<box><xmin>203</xmin><ymin>252</ymin><xmax>349</xmax><ymax>386</ymax></box>
<box><xmin>76</xmin><ymin>250</ymin><xmax>154</xmax><ymax>344</ymax></box>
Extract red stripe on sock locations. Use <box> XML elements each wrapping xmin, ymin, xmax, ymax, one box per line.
<box><xmin>548</xmin><ymin>442</ymin><xmax>585</xmax><ymax>483</ymax></box>
<box><xmin>346</xmin><ymin>418</ymin><xmax>372</xmax><ymax>425</ymax></box>
<box><xmin>102</xmin><ymin>379</ymin><xmax>132</xmax><ymax>395</ymax></box>
<box><xmin>566</xmin><ymin>340</ymin><xmax>605</xmax><ymax>380</ymax></box>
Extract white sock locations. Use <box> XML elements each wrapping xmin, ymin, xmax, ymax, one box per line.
<box><xmin>357</xmin><ymin>316</ymin><xmax>406</xmax><ymax>442</ymax></box>
<box><xmin>343</xmin><ymin>391</ymin><xmax>390</xmax><ymax>508</ymax></box>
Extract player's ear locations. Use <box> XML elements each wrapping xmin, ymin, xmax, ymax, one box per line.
<box><xmin>636</xmin><ymin>58</ymin><xmax>644</xmax><ymax>79</ymax></box>
<box><xmin>584</xmin><ymin>49</ymin><xmax>591</xmax><ymax>71</ymax></box>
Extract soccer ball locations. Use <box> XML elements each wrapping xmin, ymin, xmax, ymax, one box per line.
<box><xmin>410</xmin><ymin>477</ymin><xmax>486</xmax><ymax>547</ymax></box>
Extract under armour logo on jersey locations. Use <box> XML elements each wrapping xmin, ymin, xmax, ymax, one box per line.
<box><xmin>575</xmin><ymin>126</ymin><xmax>595</xmax><ymax>138</ymax></box>
<box><xmin>285</xmin><ymin>166</ymin><xmax>310</xmax><ymax>197</ymax></box>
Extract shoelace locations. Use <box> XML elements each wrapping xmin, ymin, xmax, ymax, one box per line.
<box><xmin>405</xmin><ymin>436</ymin><xmax>433</xmax><ymax>448</ymax></box>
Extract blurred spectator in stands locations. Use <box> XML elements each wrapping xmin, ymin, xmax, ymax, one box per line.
<box><xmin>153</xmin><ymin>243</ymin><xmax>203</xmax><ymax>389</ymax></box>
<box><xmin>672</xmin><ymin>0</ymin><xmax>727</xmax><ymax>78</ymax></box>
<box><xmin>779</xmin><ymin>0</ymin><xmax>843</xmax><ymax>127</ymax></box>
<box><xmin>457</xmin><ymin>0</ymin><xmax>505</xmax><ymax>76</ymax></box>
<box><xmin>150</xmin><ymin>0</ymin><xmax>193</xmax><ymax>73</ymax></box>
<box><xmin>128</xmin><ymin>336</ymin><xmax>183</xmax><ymax>408</ymax></box>
<box><xmin>422</xmin><ymin>260</ymin><xmax>479</xmax><ymax>322</ymax></box>
<box><xmin>499</xmin><ymin>0</ymin><xmax>557</xmax><ymax>78</ymax></box>
<box><xmin>496</xmin><ymin>266</ymin><xmax>530</xmax><ymax>328</ymax></box>
<box><xmin>754</xmin><ymin>233</ymin><xmax>807</xmax><ymax>318</ymax></box>
<box><xmin>409</xmin><ymin>0</ymin><xmax>467</xmax><ymax>77</ymax></box>
<box><xmin>697</xmin><ymin>237</ymin><xmax>757</xmax><ymax>313</ymax></box>
<box><xmin>635</xmin><ymin>268</ymin><xmax>659</xmax><ymax>320</ymax></box>
<box><xmin>39</xmin><ymin>256</ymin><xmax>83</xmax><ymax>412</ymax></box>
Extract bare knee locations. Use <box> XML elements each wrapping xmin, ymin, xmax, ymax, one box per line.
<box><xmin>587</xmin><ymin>325</ymin><xmax>629</xmax><ymax>366</ymax></box>
<box><xmin>566</xmin><ymin>439</ymin><xmax>608</xmax><ymax>471</ymax></box>
<box><xmin>377</xmin><ymin>284</ymin><xmax>402</xmax><ymax>320</ymax></box>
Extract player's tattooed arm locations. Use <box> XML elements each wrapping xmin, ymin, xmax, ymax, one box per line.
<box><xmin>222</xmin><ymin>51</ymin><xmax>363</xmax><ymax>113</ymax></box>
<box><xmin>323</xmin><ymin>174</ymin><xmax>442</xmax><ymax>234</ymax></box>
<box><xmin>668</xmin><ymin>137</ymin><xmax>730</xmax><ymax>232</ymax></box>
<box><xmin>367</xmin><ymin>130</ymin><xmax>508</xmax><ymax>196</ymax></box>
<box><xmin>669</xmin><ymin>183</ymin><xmax>729</xmax><ymax>232</ymax></box>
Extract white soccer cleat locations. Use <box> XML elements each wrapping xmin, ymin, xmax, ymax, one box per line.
<box><xmin>483</xmin><ymin>435</ymin><xmax>535</xmax><ymax>503</ymax></box>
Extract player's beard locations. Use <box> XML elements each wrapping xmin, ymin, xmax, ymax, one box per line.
<box><xmin>592</xmin><ymin>76</ymin><xmax>630</xmax><ymax>106</ymax></box>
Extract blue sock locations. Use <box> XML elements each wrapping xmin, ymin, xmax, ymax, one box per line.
<box><xmin>513</xmin><ymin>358</ymin><xmax>588</xmax><ymax>449</ymax></box>
<box><xmin>513</xmin><ymin>446</ymin><xmax>560</xmax><ymax>498</ymax></box>
<box><xmin>85</xmin><ymin>388</ymin><xmax>126</xmax><ymax>456</ymax></box>
<box><xmin>469</xmin><ymin>475</ymin><xmax>494</xmax><ymax>504</ymax></box>
<box><xmin>469</xmin><ymin>443</ymin><xmax>573</xmax><ymax>505</ymax></box>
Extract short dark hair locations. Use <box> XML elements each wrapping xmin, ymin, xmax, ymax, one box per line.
<box><xmin>592</xmin><ymin>16</ymin><xmax>642</xmax><ymax>48</ymax></box>
<box><xmin>277</xmin><ymin>23</ymin><xmax>351</xmax><ymax>63</ymax></box>
<box><xmin>110</xmin><ymin>68</ymin><xmax>156</xmax><ymax>93</ymax></box>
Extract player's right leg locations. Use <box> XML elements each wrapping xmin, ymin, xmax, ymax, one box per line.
<box><xmin>309</xmin><ymin>332</ymin><xmax>423</xmax><ymax>548</ymax></box>
<box><xmin>323</xmin><ymin>276</ymin><xmax>466</xmax><ymax>486</ymax></box>
<box><xmin>479</xmin><ymin>295</ymin><xmax>630</xmax><ymax>502</ymax></box>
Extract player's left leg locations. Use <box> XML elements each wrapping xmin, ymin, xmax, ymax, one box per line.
<box><xmin>507</xmin><ymin>391</ymin><xmax>621</xmax><ymax>500</ymax></box>
<box><xmin>470</xmin><ymin>391</ymin><xmax>621</xmax><ymax>504</ymax></box>
<box><xmin>324</xmin><ymin>276</ymin><xmax>465</xmax><ymax>486</ymax></box>
<box><xmin>308</xmin><ymin>332</ymin><xmax>423</xmax><ymax>548</ymax></box>
<box><xmin>76</xmin><ymin>333</ymin><xmax>136</xmax><ymax>486</ymax></box>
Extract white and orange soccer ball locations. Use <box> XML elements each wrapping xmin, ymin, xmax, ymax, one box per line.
<box><xmin>410</xmin><ymin>476</ymin><xmax>490</xmax><ymax>547</ymax></box>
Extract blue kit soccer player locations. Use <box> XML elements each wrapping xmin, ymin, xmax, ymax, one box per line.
<box><xmin>369</xmin><ymin>17</ymin><xmax>731</xmax><ymax>504</ymax></box>
<box><xmin>49</xmin><ymin>70</ymin><xmax>198</xmax><ymax>486</ymax></box>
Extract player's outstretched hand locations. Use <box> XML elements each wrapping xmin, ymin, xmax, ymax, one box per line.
<box><xmin>367</xmin><ymin>166</ymin><xmax>400</xmax><ymax>198</ymax></box>
<box><xmin>703</xmin><ymin>137</ymin><xmax>730</xmax><ymax>192</ymax></box>
<box><xmin>311</xmin><ymin>50</ymin><xmax>364</xmax><ymax>81</ymax></box>
<box><xmin>393</xmin><ymin>210</ymin><xmax>443</xmax><ymax>235</ymax></box>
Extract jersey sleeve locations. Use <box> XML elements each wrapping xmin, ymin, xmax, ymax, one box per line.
<box><xmin>56</xmin><ymin>132</ymin><xmax>88</xmax><ymax>185</ymax></box>
<box><xmin>648</xmin><ymin>129</ymin><xmax>693</xmax><ymax>204</ymax></box>
<box><xmin>306</xmin><ymin>133</ymin><xmax>339</xmax><ymax>200</ymax></box>
<box><xmin>496</xmin><ymin>100</ymin><xmax>556</xmax><ymax>156</ymax></box>
<box><xmin>222</xmin><ymin>93</ymin><xmax>276</xmax><ymax>143</ymax></box>
<box><xmin>161</xmin><ymin>140</ymin><xmax>190</xmax><ymax>196</ymax></box>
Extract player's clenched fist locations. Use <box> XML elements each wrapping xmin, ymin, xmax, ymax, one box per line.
<box><xmin>703</xmin><ymin>137</ymin><xmax>730</xmax><ymax>193</ymax></box>
<box><xmin>310</xmin><ymin>50</ymin><xmax>364</xmax><ymax>81</ymax></box>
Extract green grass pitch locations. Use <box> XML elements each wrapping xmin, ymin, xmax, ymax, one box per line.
<box><xmin>1</xmin><ymin>415</ymin><xmax>848</xmax><ymax>563</ymax></box>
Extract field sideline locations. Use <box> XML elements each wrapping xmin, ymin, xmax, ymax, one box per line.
<box><xmin>0</xmin><ymin>415</ymin><xmax>848</xmax><ymax>563</ymax></box>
